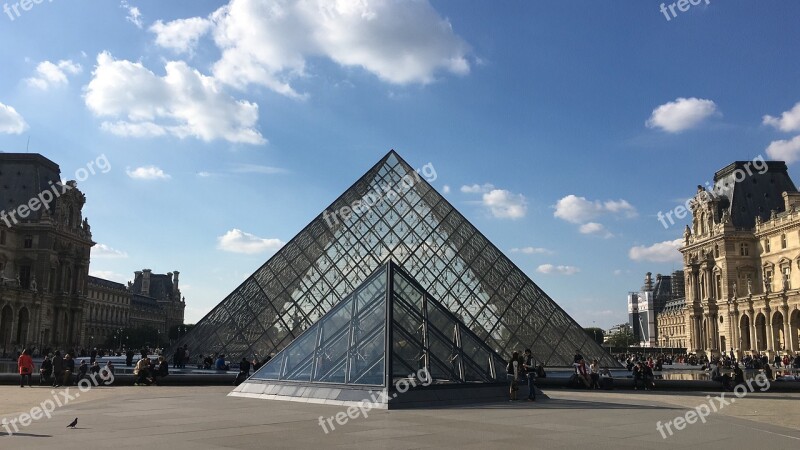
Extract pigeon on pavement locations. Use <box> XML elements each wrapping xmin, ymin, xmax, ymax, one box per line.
<box><xmin>67</xmin><ymin>418</ymin><xmax>78</xmax><ymax>428</ymax></box>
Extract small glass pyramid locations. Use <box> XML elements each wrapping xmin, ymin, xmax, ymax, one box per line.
<box><xmin>249</xmin><ymin>262</ymin><xmax>507</xmax><ymax>388</ymax></box>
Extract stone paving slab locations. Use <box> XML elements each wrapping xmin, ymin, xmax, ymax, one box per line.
<box><xmin>0</xmin><ymin>386</ymin><xmax>798</xmax><ymax>449</ymax></box>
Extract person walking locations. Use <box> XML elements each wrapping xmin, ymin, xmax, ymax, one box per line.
<box><xmin>18</xmin><ymin>349</ymin><xmax>34</xmax><ymax>387</ymax></box>
<box><xmin>507</xmin><ymin>351</ymin><xmax>521</xmax><ymax>401</ymax></box>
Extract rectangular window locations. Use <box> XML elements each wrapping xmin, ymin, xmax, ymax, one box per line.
<box><xmin>23</xmin><ymin>236</ymin><xmax>32</xmax><ymax>249</ymax></box>
<box><xmin>740</xmin><ymin>243</ymin><xmax>749</xmax><ymax>256</ymax></box>
<box><xmin>782</xmin><ymin>234</ymin><xmax>787</xmax><ymax>249</ymax></box>
<box><xmin>784</xmin><ymin>267</ymin><xmax>791</xmax><ymax>289</ymax></box>
<box><xmin>0</xmin><ymin>229</ymin><xmax>5</xmax><ymax>245</ymax></box>
<box><xmin>765</xmin><ymin>270</ymin><xmax>773</xmax><ymax>292</ymax></box>
<box><xmin>764</xmin><ymin>239</ymin><xmax>771</xmax><ymax>253</ymax></box>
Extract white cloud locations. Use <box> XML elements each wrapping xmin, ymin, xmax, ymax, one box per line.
<box><xmin>89</xmin><ymin>270</ymin><xmax>128</xmax><ymax>283</ymax></box>
<box><xmin>26</xmin><ymin>60</ymin><xmax>82</xmax><ymax>90</ymax></box>
<box><xmin>646</xmin><ymin>97</ymin><xmax>718</xmax><ymax>133</ymax></box>
<box><xmin>537</xmin><ymin>264</ymin><xmax>580</xmax><ymax>275</ymax></box>
<box><xmin>197</xmin><ymin>171</ymin><xmax>213</xmax><ymax>177</ymax></box>
<box><xmin>553</xmin><ymin>195</ymin><xmax>637</xmax><ymax>224</ymax></box>
<box><xmin>482</xmin><ymin>189</ymin><xmax>527</xmax><ymax>219</ymax></box>
<box><xmin>217</xmin><ymin>228</ymin><xmax>284</xmax><ymax>254</ymax></box>
<box><xmin>150</xmin><ymin>17</ymin><xmax>212</xmax><ymax>54</ymax></box>
<box><xmin>91</xmin><ymin>243</ymin><xmax>129</xmax><ymax>259</ymax></box>
<box><xmin>510</xmin><ymin>246</ymin><xmax>553</xmax><ymax>255</ymax></box>
<box><xmin>766</xmin><ymin>135</ymin><xmax>800</xmax><ymax>164</ymax></box>
<box><xmin>579</xmin><ymin>222</ymin><xmax>613</xmax><ymax>238</ymax></box>
<box><xmin>85</xmin><ymin>52</ymin><xmax>266</xmax><ymax>145</ymax></box>
<box><xmin>121</xmin><ymin>1</ymin><xmax>143</xmax><ymax>29</ymax></box>
<box><xmin>628</xmin><ymin>239</ymin><xmax>683</xmax><ymax>263</ymax></box>
<box><xmin>763</xmin><ymin>102</ymin><xmax>800</xmax><ymax>132</ymax></box>
<box><xmin>0</xmin><ymin>101</ymin><xmax>28</xmax><ymax>134</ymax></box>
<box><xmin>205</xmin><ymin>0</ymin><xmax>469</xmax><ymax>97</ymax></box>
<box><xmin>126</xmin><ymin>165</ymin><xmax>171</xmax><ymax>180</ymax></box>
<box><xmin>460</xmin><ymin>183</ymin><xmax>494</xmax><ymax>194</ymax></box>
<box><xmin>442</xmin><ymin>185</ymin><xmax>451</xmax><ymax>194</ymax></box>
<box><xmin>230</xmin><ymin>163</ymin><xmax>289</xmax><ymax>175</ymax></box>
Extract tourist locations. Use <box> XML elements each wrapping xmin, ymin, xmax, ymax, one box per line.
<box><xmin>90</xmin><ymin>360</ymin><xmax>101</xmax><ymax>377</ymax></box>
<box><xmin>77</xmin><ymin>360</ymin><xmax>89</xmax><ymax>382</ymax></box>
<box><xmin>134</xmin><ymin>356</ymin><xmax>153</xmax><ymax>386</ymax></box>
<box><xmin>589</xmin><ymin>359</ymin><xmax>600</xmax><ymax>389</ymax></box>
<box><xmin>522</xmin><ymin>348</ymin><xmax>536</xmax><ymax>401</ymax></box>
<box><xmin>763</xmin><ymin>363</ymin><xmax>774</xmax><ymax>382</ymax></box>
<box><xmin>234</xmin><ymin>357</ymin><xmax>251</xmax><ymax>385</ymax></box>
<box><xmin>573</xmin><ymin>350</ymin><xmax>583</xmax><ymax>364</ymax></box>
<box><xmin>18</xmin><ymin>349</ymin><xmax>34</xmax><ymax>388</ymax></box>
<box><xmin>711</xmin><ymin>359</ymin><xmax>732</xmax><ymax>391</ymax></box>
<box><xmin>507</xmin><ymin>351</ymin><xmax>521</xmax><ymax>401</ymax></box>
<box><xmin>573</xmin><ymin>358</ymin><xmax>590</xmax><ymax>388</ymax></box>
<box><xmin>39</xmin><ymin>354</ymin><xmax>53</xmax><ymax>386</ymax></box>
<box><xmin>252</xmin><ymin>357</ymin><xmax>262</xmax><ymax>372</ymax></box>
<box><xmin>52</xmin><ymin>351</ymin><xmax>63</xmax><ymax>387</ymax></box>
<box><xmin>126</xmin><ymin>348</ymin><xmax>134</xmax><ymax>367</ymax></box>
<box><xmin>90</xmin><ymin>348</ymin><xmax>97</xmax><ymax>365</ymax></box>
<box><xmin>172</xmin><ymin>345</ymin><xmax>183</xmax><ymax>368</ymax></box>
<box><xmin>733</xmin><ymin>363</ymin><xmax>745</xmax><ymax>386</ymax></box>
<box><xmin>153</xmin><ymin>356</ymin><xmax>169</xmax><ymax>385</ymax></box>
<box><xmin>643</xmin><ymin>362</ymin><xmax>655</xmax><ymax>390</ymax></box>
<box><xmin>181</xmin><ymin>344</ymin><xmax>189</xmax><ymax>368</ymax></box>
<box><xmin>63</xmin><ymin>353</ymin><xmax>75</xmax><ymax>386</ymax></box>
<box><xmin>215</xmin><ymin>354</ymin><xmax>229</xmax><ymax>371</ymax></box>
<box><xmin>632</xmin><ymin>362</ymin><xmax>644</xmax><ymax>390</ymax></box>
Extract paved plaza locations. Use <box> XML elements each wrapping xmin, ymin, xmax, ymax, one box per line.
<box><xmin>0</xmin><ymin>385</ymin><xmax>798</xmax><ymax>449</ymax></box>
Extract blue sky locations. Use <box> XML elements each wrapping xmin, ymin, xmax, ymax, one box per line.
<box><xmin>1</xmin><ymin>1</ymin><xmax>800</xmax><ymax>329</ymax></box>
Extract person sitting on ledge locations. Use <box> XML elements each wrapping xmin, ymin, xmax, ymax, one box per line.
<box><xmin>215</xmin><ymin>354</ymin><xmax>230</xmax><ymax>371</ymax></box>
<box><xmin>711</xmin><ymin>359</ymin><xmax>733</xmax><ymax>391</ymax></box>
<box><xmin>153</xmin><ymin>356</ymin><xmax>169</xmax><ymax>386</ymax></box>
<box><xmin>134</xmin><ymin>357</ymin><xmax>153</xmax><ymax>386</ymax></box>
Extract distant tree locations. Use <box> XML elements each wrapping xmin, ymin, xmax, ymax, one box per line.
<box><xmin>606</xmin><ymin>330</ymin><xmax>636</xmax><ymax>347</ymax></box>
<box><xmin>583</xmin><ymin>327</ymin><xmax>605</xmax><ymax>345</ymax></box>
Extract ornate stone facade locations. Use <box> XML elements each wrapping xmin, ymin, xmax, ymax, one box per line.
<box><xmin>0</xmin><ymin>154</ymin><xmax>93</xmax><ymax>354</ymax></box>
<box><xmin>681</xmin><ymin>161</ymin><xmax>800</xmax><ymax>358</ymax></box>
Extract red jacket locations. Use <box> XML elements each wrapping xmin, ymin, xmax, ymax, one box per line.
<box><xmin>18</xmin><ymin>354</ymin><xmax>34</xmax><ymax>375</ymax></box>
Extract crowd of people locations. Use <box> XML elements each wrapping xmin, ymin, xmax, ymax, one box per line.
<box><xmin>506</xmin><ymin>348</ymin><xmax>547</xmax><ymax>401</ymax></box>
<box><xmin>16</xmin><ymin>348</ymin><xmax>116</xmax><ymax>388</ymax></box>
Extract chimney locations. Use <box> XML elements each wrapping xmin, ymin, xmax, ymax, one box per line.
<box><xmin>142</xmin><ymin>268</ymin><xmax>151</xmax><ymax>296</ymax></box>
<box><xmin>173</xmin><ymin>270</ymin><xmax>179</xmax><ymax>291</ymax></box>
<box><xmin>783</xmin><ymin>191</ymin><xmax>800</xmax><ymax>212</ymax></box>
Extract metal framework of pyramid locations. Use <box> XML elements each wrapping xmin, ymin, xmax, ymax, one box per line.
<box><xmin>175</xmin><ymin>150</ymin><xmax>616</xmax><ymax>367</ymax></box>
<box><xmin>231</xmin><ymin>262</ymin><xmax>513</xmax><ymax>408</ymax></box>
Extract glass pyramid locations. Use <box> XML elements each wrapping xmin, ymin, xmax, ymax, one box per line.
<box><xmin>176</xmin><ymin>150</ymin><xmax>616</xmax><ymax>367</ymax></box>
<box><xmin>249</xmin><ymin>262</ymin><xmax>508</xmax><ymax>388</ymax></box>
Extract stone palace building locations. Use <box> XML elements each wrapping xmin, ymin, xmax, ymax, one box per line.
<box><xmin>680</xmin><ymin>160</ymin><xmax>800</xmax><ymax>359</ymax></box>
